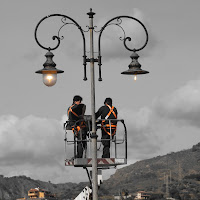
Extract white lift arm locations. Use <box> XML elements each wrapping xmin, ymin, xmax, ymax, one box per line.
<box><xmin>74</xmin><ymin>186</ymin><xmax>92</xmax><ymax>200</ymax></box>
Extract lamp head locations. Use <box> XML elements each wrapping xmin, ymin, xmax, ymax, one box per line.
<box><xmin>35</xmin><ymin>51</ymin><xmax>64</xmax><ymax>87</ymax></box>
<box><xmin>121</xmin><ymin>51</ymin><xmax>149</xmax><ymax>80</ymax></box>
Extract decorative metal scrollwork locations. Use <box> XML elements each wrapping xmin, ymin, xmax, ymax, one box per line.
<box><xmin>34</xmin><ymin>12</ymin><xmax>148</xmax><ymax>82</ymax></box>
<box><xmin>98</xmin><ymin>16</ymin><xmax>148</xmax><ymax>54</ymax></box>
<box><xmin>96</xmin><ymin>16</ymin><xmax>148</xmax><ymax>81</ymax></box>
<box><xmin>57</xmin><ymin>18</ymin><xmax>78</xmax><ymax>40</ymax></box>
<box><xmin>34</xmin><ymin>14</ymin><xmax>88</xmax><ymax>80</ymax></box>
<box><xmin>34</xmin><ymin>14</ymin><xmax>87</xmax><ymax>52</ymax></box>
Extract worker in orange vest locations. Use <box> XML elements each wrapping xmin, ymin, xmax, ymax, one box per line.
<box><xmin>96</xmin><ymin>98</ymin><xmax>118</xmax><ymax>158</ymax></box>
<box><xmin>68</xmin><ymin>95</ymin><xmax>87</xmax><ymax>158</ymax></box>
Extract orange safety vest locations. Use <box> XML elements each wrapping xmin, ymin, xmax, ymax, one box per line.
<box><xmin>101</xmin><ymin>105</ymin><xmax>117</xmax><ymax>136</ymax></box>
<box><xmin>68</xmin><ymin>104</ymin><xmax>86</xmax><ymax>136</ymax></box>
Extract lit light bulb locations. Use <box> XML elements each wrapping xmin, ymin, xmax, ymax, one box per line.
<box><xmin>47</xmin><ymin>75</ymin><xmax>53</xmax><ymax>82</ymax></box>
<box><xmin>134</xmin><ymin>75</ymin><xmax>137</xmax><ymax>81</ymax></box>
<box><xmin>43</xmin><ymin>73</ymin><xmax>57</xmax><ymax>87</ymax></box>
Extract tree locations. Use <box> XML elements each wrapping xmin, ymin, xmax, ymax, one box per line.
<box><xmin>183</xmin><ymin>193</ymin><xmax>191</xmax><ymax>200</ymax></box>
<box><xmin>170</xmin><ymin>187</ymin><xmax>181</xmax><ymax>199</ymax></box>
<box><xmin>121</xmin><ymin>189</ymin><xmax>129</xmax><ymax>199</ymax></box>
<box><xmin>149</xmin><ymin>193</ymin><xmax>164</xmax><ymax>200</ymax></box>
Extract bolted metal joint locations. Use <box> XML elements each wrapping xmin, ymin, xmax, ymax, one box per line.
<box><xmin>85</xmin><ymin>58</ymin><xmax>98</xmax><ymax>63</ymax></box>
<box><xmin>83</xmin><ymin>55</ymin><xmax>88</xmax><ymax>81</ymax></box>
<box><xmin>98</xmin><ymin>55</ymin><xmax>102</xmax><ymax>81</ymax></box>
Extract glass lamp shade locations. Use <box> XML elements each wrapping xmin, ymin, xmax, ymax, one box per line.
<box><xmin>43</xmin><ymin>73</ymin><xmax>57</xmax><ymax>87</ymax></box>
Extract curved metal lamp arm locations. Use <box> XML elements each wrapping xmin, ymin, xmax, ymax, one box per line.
<box><xmin>34</xmin><ymin>14</ymin><xmax>88</xmax><ymax>80</ymax></box>
<box><xmin>97</xmin><ymin>16</ymin><xmax>148</xmax><ymax>80</ymax></box>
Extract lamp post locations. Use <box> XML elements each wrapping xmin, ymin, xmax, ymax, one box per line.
<box><xmin>34</xmin><ymin>8</ymin><xmax>149</xmax><ymax>200</ymax></box>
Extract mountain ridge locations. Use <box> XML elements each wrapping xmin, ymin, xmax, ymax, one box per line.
<box><xmin>0</xmin><ymin>143</ymin><xmax>200</xmax><ymax>199</ymax></box>
<box><xmin>100</xmin><ymin>142</ymin><xmax>200</xmax><ymax>199</ymax></box>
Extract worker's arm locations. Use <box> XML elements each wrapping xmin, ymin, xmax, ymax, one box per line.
<box><xmin>82</xmin><ymin>104</ymin><xmax>86</xmax><ymax>116</ymax></box>
<box><xmin>95</xmin><ymin>106</ymin><xmax>104</xmax><ymax>119</ymax></box>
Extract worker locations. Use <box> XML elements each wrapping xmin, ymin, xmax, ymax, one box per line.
<box><xmin>95</xmin><ymin>97</ymin><xmax>118</xmax><ymax>158</ymax></box>
<box><xmin>67</xmin><ymin>95</ymin><xmax>87</xmax><ymax>158</ymax></box>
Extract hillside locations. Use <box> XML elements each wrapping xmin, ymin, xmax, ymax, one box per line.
<box><xmin>100</xmin><ymin>142</ymin><xmax>200</xmax><ymax>199</ymax></box>
<box><xmin>0</xmin><ymin>143</ymin><xmax>200</xmax><ymax>199</ymax></box>
<box><xmin>0</xmin><ymin>175</ymin><xmax>87</xmax><ymax>200</ymax></box>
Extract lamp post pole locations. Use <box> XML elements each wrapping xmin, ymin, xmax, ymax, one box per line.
<box><xmin>88</xmin><ymin>9</ymin><xmax>98</xmax><ymax>199</ymax></box>
<box><xmin>34</xmin><ymin>8</ymin><xmax>149</xmax><ymax>200</ymax></box>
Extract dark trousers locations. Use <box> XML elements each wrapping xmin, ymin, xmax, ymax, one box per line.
<box><xmin>101</xmin><ymin>129</ymin><xmax>113</xmax><ymax>158</ymax></box>
<box><xmin>76</xmin><ymin>128</ymin><xmax>87</xmax><ymax>158</ymax></box>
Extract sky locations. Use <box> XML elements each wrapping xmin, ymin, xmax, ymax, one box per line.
<box><xmin>0</xmin><ymin>0</ymin><xmax>200</xmax><ymax>184</ymax></box>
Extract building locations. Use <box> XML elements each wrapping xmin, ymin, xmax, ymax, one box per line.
<box><xmin>16</xmin><ymin>187</ymin><xmax>57</xmax><ymax>200</ymax></box>
<box><xmin>134</xmin><ymin>191</ymin><xmax>150</xmax><ymax>200</ymax></box>
<box><xmin>114</xmin><ymin>194</ymin><xmax>132</xmax><ymax>199</ymax></box>
<box><xmin>28</xmin><ymin>187</ymin><xmax>56</xmax><ymax>199</ymax></box>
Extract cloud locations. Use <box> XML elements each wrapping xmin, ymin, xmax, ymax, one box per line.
<box><xmin>0</xmin><ymin>114</ymin><xmax>91</xmax><ymax>183</ymax></box>
<box><xmin>118</xmin><ymin>107</ymin><xmax>162</xmax><ymax>160</ymax></box>
<box><xmin>0</xmin><ymin>115</ymin><xmax>69</xmax><ymax>182</ymax></box>
<box><xmin>153</xmin><ymin>79</ymin><xmax>200</xmax><ymax>127</ymax></box>
<box><xmin>0</xmin><ymin>115</ymin><xmax>64</xmax><ymax>165</ymax></box>
<box><xmin>115</xmin><ymin>79</ymin><xmax>200</xmax><ymax>161</ymax></box>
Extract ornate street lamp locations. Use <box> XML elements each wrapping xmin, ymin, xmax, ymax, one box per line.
<box><xmin>121</xmin><ymin>51</ymin><xmax>149</xmax><ymax>81</ymax></box>
<box><xmin>34</xmin><ymin>8</ymin><xmax>149</xmax><ymax>199</ymax></box>
<box><xmin>35</xmin><ymin>51</ymin><xmax>64</xmax><ymax>86</ymax></box>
